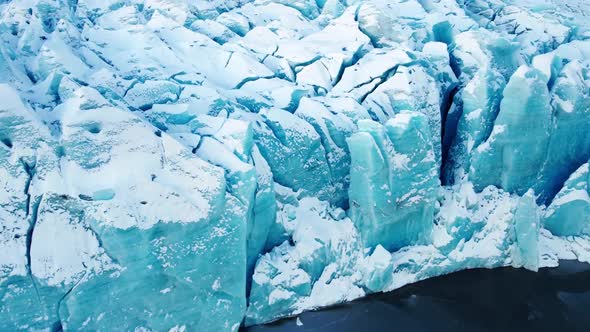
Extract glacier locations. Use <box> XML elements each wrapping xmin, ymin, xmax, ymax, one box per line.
<box><xmin>0</xmin><ymin>0</ymin><xmax>590</xmax><ymax>330</ymax></box>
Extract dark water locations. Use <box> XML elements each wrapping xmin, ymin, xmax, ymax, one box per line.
<box><xmin>245</xmin><ymin>261</ymin><xmax>590</xmax><ymax>332</ymax></box>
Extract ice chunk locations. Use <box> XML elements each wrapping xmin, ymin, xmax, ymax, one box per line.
<box><xmin>544</xmin><ymin>163</ymin><xmax>590</xmax><ymax>236</ymax></box>
<box><xmin>442</xmin><ymin>30</ymin><xmax>519</xmax><ymax>184</ymax></box>
<box><xmin>295</xmin><ymin>97</ymin><xmax>356</xmax><ymax>207</ymax></box>
<box><xmin>470</xmin><ymin>66</ymin><xmax>551</xmax><ymax>195</ymax></box>
<box><xmin>249</xmin><ymin>145</ymin><xmax>277</xmax><ymax>274</ymax></box>
<box><xmin>362</xmin><ymin>64</ymin><xmax>444</xmax><ymax>167</ymax></box>
<box><xmin>512</xmin><ymin>190</ymin><xmax>540</xmax><ymax>271</ymax></box>
<box><xmin>254</xmin><ymin>107</ymin><xmax>334</xmax><ymax>203</ymax></box>
<box><xmin>362</xmin><ymin>245</ymin><xmax>393</xmax><ymax>292</ymax></box>
<box><xmin>534</xmin><ymin>61</ymin><xmax>590</xmax><ymax>204</ymax></box>
<box><xmin>348</xmin><ymin>112</ymin><xmax>439</xmax><ymax>251</ymax></box>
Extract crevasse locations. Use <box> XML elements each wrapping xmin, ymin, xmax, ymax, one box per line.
<box><xmin>1</xmin><ymin>0</ymin><xmax>590</xmax><ymax>331</ymax></box>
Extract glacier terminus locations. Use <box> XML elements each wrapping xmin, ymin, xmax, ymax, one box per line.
<box><xmin>1</xmin><ymin>0</ymin><xmax>590</xmax><ymax>330</ymax></box>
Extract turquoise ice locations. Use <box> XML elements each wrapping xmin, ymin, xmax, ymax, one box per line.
<box><xmin>2</xmin><ymin>0</ymin><xmax>590</xmax><ymax>330</ymax></box>
<box><xmin>469</xmin><ymin>66</ymin><xmax>551</xmax><ymax>195</ymax></box>
<box><xmin>513</xmin><ymin>190</ymin><xmax>540</xmax><ymax>272</ymax></box>
<box><xmin>348</xmin><ymin>112</ymin><xmax>439</xmax><ymax>251</ymax></box>
<box><xmin>544</xmin><ymin>162</ymin><xmax>590</xmax><ymax>237</ymax></box>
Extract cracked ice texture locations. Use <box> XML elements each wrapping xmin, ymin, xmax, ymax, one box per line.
<box><xmin>1</xmin><ymin>0</ymin><xmax>590</xmax><ymax>330</ymax></box>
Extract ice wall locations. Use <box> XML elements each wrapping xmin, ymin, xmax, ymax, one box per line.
<box><xmin>1</xmin><ymin>0</ymin><xmax>590</xmax><ymax>330</ymax></box>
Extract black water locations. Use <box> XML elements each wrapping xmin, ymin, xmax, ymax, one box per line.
<box><xmin>245</xmin><ymin>261</ymin><xmax>590</xmax><ymax>332</ymax></box>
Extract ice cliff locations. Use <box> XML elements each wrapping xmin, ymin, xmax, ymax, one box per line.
<box><xmin>1</xmin><ymin>0</ymin><xmax>590</xmax><ymax>330</ymax></box>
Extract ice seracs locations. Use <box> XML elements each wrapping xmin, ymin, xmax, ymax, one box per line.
<box><xmin>469</xmin><ymin>65</ymin><xmax>552</xmax><ymax>195</ymax></box>
<box><xmin>2</xmin><ymin>0</ymin><xmax>590</xmax><ymax>330</ymax></box>
<box><xmin>544</xmin><ymin>162</ymin><xmax>590</xmax><ymax>237</ymax></box>
<box><xmin>347</xmin><ymin>112</ymin><xmax>439</xmax><ymax>252</ymax></box>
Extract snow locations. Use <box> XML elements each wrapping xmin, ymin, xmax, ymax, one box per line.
<box><xmin>1</xmin><ymin>0</ymin><xmax>590</xmax><ymax>330</ymax></box>
<box><xmin>551</xmin><ymin>189</ymin><xmax>590</xmax><ymax>207</ymax></box>
<box><xmin>30</xmin><ymin>196</ymin><xmax>118</xmax><ymax>286</ymax></box>
<box><xmin>331</xmin><ymin>49</ymin><xmax>413</xmax><ymax>100</ymax></box>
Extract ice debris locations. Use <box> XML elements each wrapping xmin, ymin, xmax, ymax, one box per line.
<box><xmin>1</xmin><ymin>0</ymin><xmax>590</xmax><ymax>330</ymax></box>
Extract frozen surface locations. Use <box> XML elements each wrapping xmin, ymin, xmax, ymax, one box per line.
<box><xmin>1</xmin><ymin>0</ymin><xmax>590</xmax><ymax>330</ymax></box>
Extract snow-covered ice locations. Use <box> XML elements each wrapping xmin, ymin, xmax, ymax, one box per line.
<box><xmin>1</xmin><ymin>0</ymin><xmax>590</xmax><ymax>330</ymax></box>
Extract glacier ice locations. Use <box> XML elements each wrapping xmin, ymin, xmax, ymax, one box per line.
<box><xmin>469</xmin><ymin>65</ymin><xmax>552</xmax><ymax>195</ymax></box>
<box><xmin>512</xmin><ymin>190</ymin><xmax>540</xmax><ymax>272</ymax></box>
<box><xmin>1</xmin><ymin>84</ymin><xmax>247</xmax><ymax>331</ymax></box>
<box><xmin>348</xmin><ymin>112</ymin><xmax>439</xmax><ymax>252</ymax></box>
<box><xmin>544</xmin><ymin>162</ymin><xmax>590</xmax><ymax>237</ymax></box>
<box><xmin>1</xmin><ymin>0</ymin><xmax>590</xmax><ymax>330</ymax></box>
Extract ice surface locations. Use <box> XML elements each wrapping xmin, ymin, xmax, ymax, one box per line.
<box><xmin>469</xmin><ymin>65</ymin><xmax>552</xmax><ymax>195</ymax></box>
<box><xmin>544</xmin><ymin>162</ymin><xmax>590</xmax><ymax>237</ymax></box>
<box><xmin>512</xmin><ymin>190</ymin><xmax>541</xmax><ymax>271</ymax></box>
<box><xmin>1</xmin><ymin>0</ymin><xmax>590</xmax><ymax>330</ymax></box>
<box><xmin>347</xmin><ymin>112</ymin><xmax>439</xmax><ymax>252</ymax></box>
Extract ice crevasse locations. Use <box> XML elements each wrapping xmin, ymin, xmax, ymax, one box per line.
<box><xmin>1</xmin><ymin>0</ymin><xmax>590</xmax><ymax>330</ymax></box>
